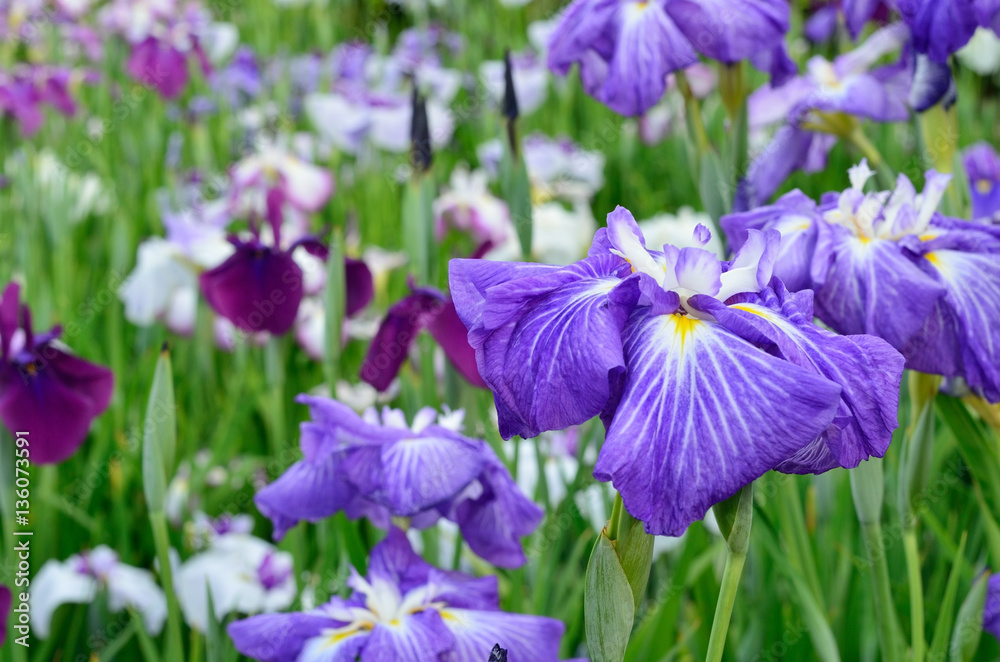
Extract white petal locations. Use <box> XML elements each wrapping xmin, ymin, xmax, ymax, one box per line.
<box><xmin>108</xmin><ymin>565</ymin><xmax>168</xmax><ymax>635</ymax></box>
<box><xmin>29</xmin><ymin>560</ymin><xmax>96</xmax><ymax>639</ymax></box>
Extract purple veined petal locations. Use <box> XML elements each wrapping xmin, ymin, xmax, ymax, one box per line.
<box><xmin>720</xmin><ymin>190</ymin><xmax>821</xmax><ymax>293</ymax></box>
<box><xmin>905</xmin><ymin>0</ymin><xmax>979</xmax><ymax>63</ymax></box>
<box><xmin>546</xmin><ymin>0</ymin><xmax>619</xmax><ymax>76</ymax></box>
<box><xmin>426</xmin><ymin>299</ymin><xmax>487</xmax><ymax>388</ymax></box>
<box><xmin>986</xmin><ymin>573</ymin><xmax>1000</xmax><ymax>643</ymax></box>
<box><xmin>371</xmin><ymin>432</ymin><xmax>488</xmax><ymax>517</ymax></box>
<box><xmin>601</xmin><ymin>2</ymin><xmax>697</xmax><ymax>116</ymax></box>
<box><xmin>819</xmin><ymin>72</ymin><xmax>910</xmax><ymax>123</ymax></box>
<box><xmin>228</xmin><ymin>612</ymin><xmax>343</xmax><ymax>662</ymax></box>
<box><xmin>200</xmin><ymin>245</ymin><xmax>304</xmax><ymax>335</ymax></box>
<box><xmin>667</xmin><ymin>0</ymin><xmax>789</xmax><ymax>64</ymax></box>
<box><xmin>449</xmin><ymin>259</ymin><xmax>562</xmax><ymax>334</ymax></box>
<box><xmin>963</xmin><ymin>142</ymin><xmax>1000</xmax><ymax>222</ymax></box>
<box><xmin>902</xmin><ymin>249</ymin><xmax>1000</xmax><ymax>402</ymax></box>
<box><xmin>453</xmin><ymin>460</ymin><xmax>544</xmax><ymax>568</ymax></box>
<box><xmin>674</xmin><ymin>247</ymin><xmax>722</xmax><ymax>296</ymax></box>
<box><xmin>810</xmin><ymin>226</ymin><xmax>947</xmax><ymax>351</ymax></box>
<box><xmin>465</xmin><ymin>256</ymin><xmax>639</xmax><ymax>439</ymax></box>
<box><xmin>692</xmin><ymin>283</ymin><xmax>904</xmax><ymax>474</ymax></box>
<box><xmin>0</xmin><ymin>353</ymin><xmax>113</xmax><ymax>465</ymax></box>
<box><xmin>345</xmin><ymin>258</ymin><xmax>374</xmax><ymax>317</ymax></box>
<box><xmin>909</xmin><ymin>54</ymin><xmax>955</xmax><ymax>113</ymax></box>
<box><xmin>359</xmin><ymin>289</ymin><xmax>443</xmax><ymax>392</ymax></box>
<box><xmin>425</xmin><ymin>568</ymin><xmax>498</xmax><ymax>611</ymax></box>
<box><xmin>361</xmin><ymin>610</ymin><xmax>454</xmax><ymax>662</ymax></box>
<box><xmin>743</xmin><ymin>125</ymin><xmax>837</xmax><ymax>207</ymax></box>
<box><xmin>1</xmin><ymin>283</ymin><xmax>20</xmax><ymax>360</ymax></box>
<box><xmin>126</xmin><ymin>38</ymin><xmax>189</xmax><ymax>99</ymax></box>
<box><xmin>595</xmin><ymin>310</ymin><xmax>842</xmax><ymax>536</ymax></box>
<box><xmin>0</xmin><ymin>585</ymin><xmax>9</xmax><ymax>646</ymax></box>
<box><xmin>439</xmin><ymin>608</ymin><xmax>565</xmax><ymax>662</ymax></box>
<box><xmin>367</xmin><ymin>528</ymin><xmax>434</xmax><ymax>592</ymax></box>
<box><xmin>254</xmin><ymin>455</ymin><xmax>360</xmax><ymax>540</ymax></box>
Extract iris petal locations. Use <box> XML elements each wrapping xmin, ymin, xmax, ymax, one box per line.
<box><xmin>595</xmin><ymin>310</ymin><xmax>841</xmax><ymax>536</ymax></box>
<box><xmin>439</xmin><ymin>607</ymin><xmax>565</xmax><ymax>662</ymax></box>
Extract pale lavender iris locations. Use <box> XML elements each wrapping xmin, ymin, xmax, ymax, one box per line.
<box><xmin>547</xmin><ymin>0</ymin><xmax>793</xmax><ymax>116</ymax></box>
<box><xmin>741</xmin><ymin>24</ymin><xmax>909</xmax><ymax>207</ymax></box>
<box><xmin>255</xmin><ymin>398</ymin><xmax>540</xmax><ymax>567</ymax></box>
<box><xmin>723</xmin><ymin>160</ymin><xmax>1000</xmax><ymax>402</ymax></box>
<box><xmin>805</xmin><ymin>0</ymin><xmax>892</xmax><ymax>42</ymax></box>
<box><xmin>963</xmin><ymin>142</ymin><xmax>1000</xmax><ymax>223</ymax></box>
<box><xmin>228</xmin><ymin>528</ymin><xmax>566</xmax><ymax>662</ymax></box>
<box><xmin>450</xmin><ymin>207</ymin><xmax>903</xmax><ymax>536</ymax></box>
<box><xmin>0</xmin><ymin>283</ymin><xmax>114</xmax><ymax>465</ymax></box>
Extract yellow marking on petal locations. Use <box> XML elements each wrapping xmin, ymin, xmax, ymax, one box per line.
<box><xmin>976</xmin><ymin>179</ymin><xmax>993</xmax><ymax>195</ymax></box>
<box><xmin>439</xmin><ymin>610</ymin><xmax>458</xmax><ymax>621</ymax></box>
<box><xmin>730</xmin><ymin>303</ymin><xmax>770</xmax><ymax>319</ymax></box>
<box><xmin>918</xmin><ymin>233</ymin><xmax>937</xmax><ymax>242</ymax></box>
<box><xmin>924</xmin><ymin>252</ymin><xmax>941</xmax><ymax>267</ymax></box>
<box><xmin>670</xmin><ymin>314</ymin><xmax>702</xmax><ymax>349</ymax></box>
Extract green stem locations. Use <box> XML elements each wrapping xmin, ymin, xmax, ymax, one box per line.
<box><xmin>861</xmin><ymin>520</ymin><xmax>904</xmax><ymax>662</ymax></box>
<box><xmin>903</xmin><ymin>528</ymin><xmax>925</xmax><ymax>662</ymax></box>
<box><xmin>607</xmin><ymin>492</ymin><xmax>624</xmax><ymax>542</ymax></box>
<box><xmin>705</xmin><ymin>546</ymin><xmax>747</xmax><ymax>662</ymax></box>
<box><xmin>676</xmin><ymin>70</ymin><xmax>711</xmax><ymax>158</ymax></box>
<box><xmin>150</xmin><ymin>511</ymin><xmax>184</xmax><ymax>660</ymax></box>
<box><xmin>777</xmin><ymin>478</ymin><xmax>824</xmax><ymax>608</ymax></box>
<box><xmin>847</xmin><ymin>126</ymin><xmax>897</xmax><ymax>190</ymax></box>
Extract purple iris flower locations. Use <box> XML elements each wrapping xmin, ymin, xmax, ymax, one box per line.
<box><xmin>449</xmin><ymin>207</ymin><xmax>903</xmax><ymax>536</ymax></box>
<box><xmin>805</xmin><ymin>0</ymin><xmax>892</xmax><ymax>42</ymax></box>
<box><xmin>211</xmin><ymin>46</ymin><xmax>262</xmax><ymax>106</ymax></box>
<box><xmin>255</xmin><ymin>397</ymin><xmax>541</xmax><ymax>567</ymax></box>
<box><xmin>228</xmin><ymin>528</ymin><xmax>565</xmax><ymax>662</ymax></box>
<box><xmin>741</xmin><ymin>25</ymin><xmax>910</xmax><ymax>207</ymax></box>
<box><xmin>0</xmin><ymin>283</ymin><xmax>114</xmax><ymax>465</ymax></box>
<box><xmin>547</xmin><ymin>0</ymin><xmax>793</xmax><ymax>116</ymax></box>
<box><xmin>723</xmin><ymin>160</ymin><xmax>1000</xmax><ymax>402</ymax></box>
<box><xmin>963</xmin><ymin>142</ymin><xmax>1000</xmax><ymax>222</ymax></box>
<box><xmin>986</xmin><ymin>573</ymin><xmax>1000</xmax><ymax>644</ymax></box>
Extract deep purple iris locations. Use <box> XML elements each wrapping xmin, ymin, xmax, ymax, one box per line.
<box><xmin>228</xmin><ymin>528</ymin><xmax>567</xmax><ymax>662</ymax></box>
<box><xmin>986</xmin><ymin>573</ymin><xmax>1000</xmax><ymax>644</ymax></box>
<box><xmin>723</xmin><ymin>161</ymin><xmax>1000</xmax><ymax>402</ymax></box>
<box><xmin>0</xmin><ymin>585</ymin><xmax>9</xmax><ymax>646</ymax></box>
<box><xmin>200</xmin><ymin>195</ymin><xmax>373</xmax><ymax>336</ymax></box>
<box><xmin>0</xmin><ymin>283</ymin><xmax>114</xmax><ymax>465</ymax></box>
<box><xmin>449</xmin><ymin>207</ymin><xmax>903</xmax><ymax>536</ymax></box>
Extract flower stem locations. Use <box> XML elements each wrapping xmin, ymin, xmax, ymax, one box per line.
<box><xmin>151</xmin><ymin>510</ymin><xmax>185</xmax><ymax>660</ymax></box>
<box><xmin>860</xmin><ymin>518</ymin><xmax>903</xmax><ymax>662</ymax></box>
<box><xmin>706</xmin><ymin>541</ymin><xmax>748</xmax><ymax>662</ymax></box>
<box><xmin>903</xmin><ymin>528</ymin><xmax>925</xmax><ymax>662</ymax></box>
<box><xmin>676</xmin><ymin>70</ymin><xmax>711</xmax><ymax>158</ymax></box>
<box><xmin>607</xmin><ymin>492</ymin><xmax>624</xmax><ymax>542</ymax></box>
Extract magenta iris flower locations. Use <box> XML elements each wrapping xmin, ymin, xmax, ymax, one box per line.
<box><xmin>723</xmin><ymin>161</ymin><xmax>1000</xmax><ymax>402</ymax></box>
<box><xmin>255</xmin><ymin>397</ymin><xmax>541</xmax><ymax>568</ymax></box>
<box><xmin>0</xmin><ymin>585</ymin><xmax>9</xmax><ymax>646</ymax></box>
<box><xmin>0</xmin><ymin>283</ymin><xmax>114</xmax><ymax>464</ymax></box>
<box><xmin>0</xmin><ymin>66</ymin><xmax>93</xmax><ymax>135</ymax></box>
<box><xmin>547</xmin><ymin>0</ymin><xmax>793</xmax><ymax>116</ymax></box>
<box><xmin>449</xmin><ymin>207</ymin><xmax>903</xmax><ymax>536</ymax></box>
<box><xmin>228</xmin><ymin>528</ymin><xmax>566</xmax><ymax>662</ymax></box>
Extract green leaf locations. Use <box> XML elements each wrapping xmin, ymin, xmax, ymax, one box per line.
<box><xmin>897</xmin><ymin>399</ymin><xmax>936</xmax><ymax>520</ymax></box>
<box><xmin>616</xmin><ymin>509</ymin><xmax>654</xmax><ymax>615</ymax></box>
<box><xmin>698</xmin><ymin>150</ymin><xmax>732</xmax><ymax>226</ymax></box>
<box><xmin>950</xmin><ymin>572</ymin><xmax>989</xmax><ymax>662</ymax></box>
<box><xmin>402</xmin><ymin>177</ymin><xmax>433</xmax><ymax>283</ymax></box>
<box><xmin>929</xmin><ymin>531</ymin><xmax>967</xmax><ymax>661</ymax></box>
<box><xmin>937</xmin><ymin>396</ymin><xmax>1000</xmax><ymax>515</ymax></box>
<box><xmin>205</xmin><ymin>581</ymin><xmax>224</xmax><ymax>662</ymax></box>
<box><xmin>500</xmin><ymin>142</ymin><xmax>533</xmax><ymax>259</ymax></box>
<box><xmin>586</xmin><ymin>531</ymin><xmax>636</xmax><ymax>662</ymax></box>
<box><xmin>850</xmin><ymin>458</ymin><xmax>885</xmax><ymax>527</ymax></box>
<box><xmin>712</xmin><ymin>483</ymin><xmax>753</xmax><ymax>555</ymax></box>
<box><xmin>142</xmin><ymin>346</ymin><xmax>176</xmax><ymax>514</ymax></box>
<box><xmin>323</xmin><ymin>229</ymin><xmax>346</xmax><ymax>391</ymax></box>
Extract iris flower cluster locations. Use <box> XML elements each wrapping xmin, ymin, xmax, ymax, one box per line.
<box><xmin>450</xmin><ymin>207</ymin><xmax>904</xmax><ymax>536</ymax></box>
<box><xmin>723</xmin><ymin>161</ymin><xmax>1000</xmax><ymax>402</ymax></box>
